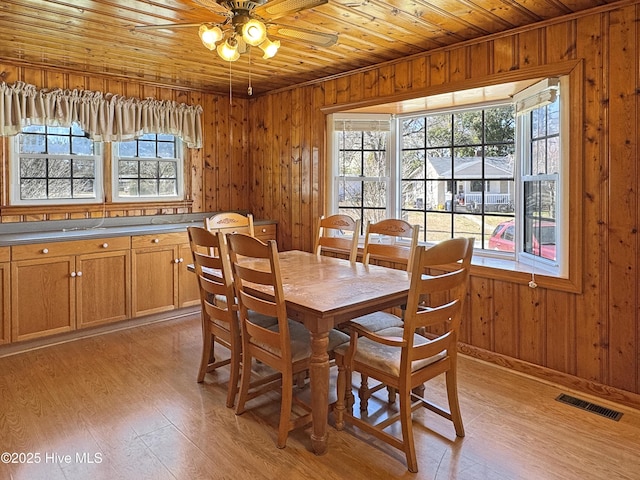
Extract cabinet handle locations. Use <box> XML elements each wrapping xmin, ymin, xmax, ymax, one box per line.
<box><xmin>262</xmin><ymin>228</ymin><xmax>267</xmax><ymax>233</ymax></box>
<box><xmin>102</xmin><ymin>243</ymin><xmax>109</xmax><ymax>248</ymax></box>
<box><xmin>174</xmin><ymin>258</ymin><xmax>180</xmax><ymax>264</ymax></box>
<box><xmin>42</xmin><ymin>248</ymin><xmax>49</xmax><ymax>254</ymax></box>
<box><xmin>70</xmin><ymin>272</ymin><xmax>76</xmax><ymax>277</ymax></box>
<box><xmin>179</xmin><ymin>257</ymin><xmax>184</xmax><ymax>263</ymax></box>
<box><xmin>153</xmin><ymin>238</ymin><xmax>160</xmax><ymax>243</ymax></box>
<box><xmin>76</xmin><ymin>271</ymin><xmax>82</xmax><ymax>277</ymax></box>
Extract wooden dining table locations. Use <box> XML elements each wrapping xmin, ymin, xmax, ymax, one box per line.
<box><xmin>194</xmin><ymin>249</ymin><xmax>411</xmax><ymax>454</ymax></box>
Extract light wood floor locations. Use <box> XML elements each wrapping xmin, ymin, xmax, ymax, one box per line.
<box><xmin>1</xmin><ymin>314</ymin><xmax>639</xmax><ymax>480</ymax></box>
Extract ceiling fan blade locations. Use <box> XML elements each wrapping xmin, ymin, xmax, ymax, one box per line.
<box><xmin>269</xmin><ymin>24</ymin><xmax>337</xmax><ymax>47</ymax></box>
<box><xmin>255</xmin><ymin>0</ymin><xmax>328</xmax><ymax>20</ymax></box>
<box><xmin>132</xmin><ymin>22</ymin><xmax>204</xmax><ymax>31</ymax></box>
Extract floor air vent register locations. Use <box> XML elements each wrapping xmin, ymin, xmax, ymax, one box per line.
<box><xmin>555</xmin><ymin>393</ymin><xmax>623</xmax><ymax>421</ymax></box>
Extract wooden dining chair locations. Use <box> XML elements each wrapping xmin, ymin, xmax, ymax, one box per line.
<box><xmin>314</xmin><ymin>214</ymin><xmax>361</xmax><ymax>263</ymax></box>
<box><xmin>334</xmin><ymin>237</ymin><xmax>474</xmax><ymax>473</ymax></box>
<box><xmin>349</xmin><ymin>218</ymin><xmax>420</xmax><ymax>334</ymax></box>
<box><xmin>187</xmin><ymin>226</ymin><xmax>278</xmax><ymax>408</ymax></box>
<box><xmin>205</xmin><ymin>212</ymin><xmax>255</xmax><ymax>236</ymax></box>
<box><xmin>226</xmin><ymin>233</ymin><xmax>349</xmax><ymax>449</ymax></box>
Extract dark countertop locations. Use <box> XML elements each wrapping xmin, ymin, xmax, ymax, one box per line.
<box><xmin>0</xmin><ymin>213</ymin><xmax>275</xmax><ymax>246</ymax></box>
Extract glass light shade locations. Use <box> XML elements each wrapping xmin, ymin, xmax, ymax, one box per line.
<box><xmin>217</xmin><ymin>39</ymin><xmax>240</xmax><ymax>62</ymax></box>
<box><xmin>198</xmin><ymin>24</ymin><xmax>223</xmax><ymax>50</ymax></box>
<box><xmin>242</xmin><ymin>19</ymin><xmax>267</xmax><ymax>46</ymax></box>
<box><xmin>259</xmin><ymin>38</ymin><xmax>280</xmax><ymax>59</ymax></box>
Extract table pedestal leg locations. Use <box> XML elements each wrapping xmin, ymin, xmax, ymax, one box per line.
<box><xmin>309</xmin><ymin>330</ymin><xmax>329</xmax><ymax>455</ymax></box>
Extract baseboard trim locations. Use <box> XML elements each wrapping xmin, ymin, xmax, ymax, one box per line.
<box><xmin>459</xmin><ymin>343</ymin><xmax>640</xmax><ymax>411</ymax></box>
<box><xmin>0</xmin><ymin>307</ymin><xmax>200</xmax><ymax>358</ymax></box>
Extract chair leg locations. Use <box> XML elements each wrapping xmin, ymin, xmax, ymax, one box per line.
<box><xmin>399</xmin><ymin>388</ymin><xmax>418</xmax><ymax>473</ymax></box>
<box><xmin>226</xmin><ymin>342</ymin><xmax>241</xmax><ymax>408</ymax></box>
<box><xmin>387</xmin><ymin>386</ymin><xmax>397</xmax><ymax>404</ymax></box>
<box><xmin>445</xmin><ymin>368</ymin><xmax>465</xmax><ymax>437</ymax></box>
<box><xmin>197</xmin><ymin>332</ymin><xmax>214</xmax><ymax>383</ymax></box>
<box><xmin>335</xmin><ymin>357</ymin><xmax>346</xmax><ymax>430</ymax></box>
<box><xmin>345</xmin><ymin>366</ymin><xmax>354</xmax><ymax>409</ymax></box>
<box><xmin>411</xmin><ymin>383</ymin><xmax>425</xmax><ymax>398</ymax></box>
<box><xmin>235</xmin><ymin>348</ymin><xmax>253</xmax><ymax>416</ymax></box>
<box><xmin>359</xmin><ymin>374</ymin><xmax>370</xmax><ymax>411</ymax></box>
<box><xmin>277</xmin><ymin>371</ymin><xmax>294</xmax><ymax>448</ymax></box>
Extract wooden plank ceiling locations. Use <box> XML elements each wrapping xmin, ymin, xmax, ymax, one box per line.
<box><xmin>0</xmin><ymin>0</ymin><xmax>614</xmax><ymax>97</ymax></box>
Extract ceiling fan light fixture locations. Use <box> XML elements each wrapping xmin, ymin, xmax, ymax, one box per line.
<box><xmin>198</xmin><ymin>24</ymin><xmax>223</xmax><ymax>50</ymax></box>
<box><xmin>217</xmin><ymin>38</ymin><xmax>240</xmax><ymax>62</ymax></box>
<box><xmin>242</xmin><ymin>19</ymin><xmax>267</xmax><ymax>46</ymax></box>
<box><xmin>259</xmin><ymin>38</ymin><xmax>280</xmax><ymax>59</ymax></box>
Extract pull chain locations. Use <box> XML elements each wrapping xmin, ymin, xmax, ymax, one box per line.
<box><xmin>228</xmin><ymin>61</ymin><xmax>233</xmax><ymax>106</ymax></box>
<box><xmin>248</xmin><ymin>48</ymin><xmax>253</xmax><ymax>96</ymax></box>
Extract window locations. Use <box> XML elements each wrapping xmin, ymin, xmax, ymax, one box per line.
<box><xmin>329</xmin><ymin>114</ymin><xmax>391</xmax><ymax>226</ymax></box>
<box><xmin>515</xmin><ymin>78</ymin><xmax>563</xmax><ymax>269</ymax></box>
<box><xmin>399</xmin><ymin>105</ymin><xmax>515</xmax><ymax>247</ymax></box>
<box><xmin>112</xmin><ymin>133</ymin><xmax>183</xmax><ymax>202</ymax></box>
<box><xmin>328</xmin><ymin>76</ymin><xmax>569</xmax><ymax>278</ymax></box>
<box><xmin>10</xmin><ymin>123</ymin><xmax>103</xmax><ymax>205</ymax></box>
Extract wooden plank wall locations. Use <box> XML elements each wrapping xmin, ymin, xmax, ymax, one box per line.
<box><xmin>0</xmin><ymin>64</ymin><xmax>249</xmax><ymax>222</ymax></box>
<box><xmin>248</xmin><ymin>2</ymin><xmax>640</xmax><ymax>407</ymax></box>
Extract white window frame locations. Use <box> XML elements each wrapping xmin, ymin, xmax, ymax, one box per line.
<box><xmin>327</xmin><ymin>113</ymin><xmax>394</xmax><ymax>226</ymax></box>
<box><xmin>514</xmin><ymin>77</ymin><xmax>569</xmax><ymax>277</ymax></box>
<box><xmin>327</xmin><ymin>75</ymin><xmax>570</xmax><ymax>279</ymax></box>
<box><xmin>111</xmin><ymin>134</ymin><xmax>184</xmax><ymax>203</ymax></box>
<box><xmin>10</xmin><ymin>124</ymin><xmax>104</xmax><ymax>206</ymax></box>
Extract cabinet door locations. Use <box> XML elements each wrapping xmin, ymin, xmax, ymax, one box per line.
<box><xmin>0</xmin><ymin>262</ymin><xmax>9</xmax><ymax>345</ymax></box>
<box><xmin>178</xmin><ymin>243</ymin><xmax>200</xmax><ymax>308</ymax></box>
<box><xmin>132</xmin><ymin>245</ymin><xmax>178</xmax><ymax>317</ymax></box>
<box><xmin>11</xmin><ymin>256</ymin><xmax>75</xmax><ymax>342</ymax></box>
<box><xmin>76</xmin><ymin>250</ymin><xmax>131</xmax><ymax>329</ymax></box>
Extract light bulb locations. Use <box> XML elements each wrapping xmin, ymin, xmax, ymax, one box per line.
<box><xmin>259</xmin><ymin>38</ymin><xmax>280</xmax><ymax>59</ymax></box>
<box><xmin>198</xmin><ymin>25</ymin><xmax>223</xmax><ymax>50</ymax></box>
<box><xmin>217</xmin><ymin>38</ymin><xmax>240</xmax><ymax>62</ymax></box>
<box><xmin>242</xmin><ymin>19</ymin><xmax>267</xmax><ymax>46</ymax></box>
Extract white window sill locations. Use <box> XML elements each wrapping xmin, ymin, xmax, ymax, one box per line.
<box><xmin>469</xmin><ymin>253</ymin><xmax>579</xmax><ymax>293</ymax></box>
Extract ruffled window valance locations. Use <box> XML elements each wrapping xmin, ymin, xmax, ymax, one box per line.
<box><xmin>0</xmin><ymin>81</ymin><xmax>203</xmax><ymax>148</ymax></box>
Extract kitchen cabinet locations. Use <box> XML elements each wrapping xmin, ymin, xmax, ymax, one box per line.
<box><xmin>11</xmin><ymin>237</ymin><xmax>131</xmax><ymax>342</ymax></box>
<box><xmin>0</xmin><ymin>247</ymin><xmax>10</xmax><ymax>345</ymax></box>
<box><xmin>131</xmin><ymin>231</ymin><xmax>199</xmax><ymax>317</ymax></box>
<box><xmin>254</xmin><ymin>223</ymin><xmax>277</xmax><ymax>242</ymax></box>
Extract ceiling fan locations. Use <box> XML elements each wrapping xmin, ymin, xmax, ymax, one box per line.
<box><xmin>133</xmin><ymin>0</ymin><xmax>338</xmax><ymax>62</ymax></box>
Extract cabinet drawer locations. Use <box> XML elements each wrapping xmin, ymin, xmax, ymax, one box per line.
<box><xmin>255</xmin><ymin>223</ymin><xmax>277</xmax><ymax>241</ymax></box>
<box><xmin>12</xmin><ymin>236</ymin><xmax>131</xmax><ymax>261</ymax></box>
<box><xmin>131</xmin><ymin>231</ymin><xmax>189</xmax><ymax>249</ymax></box>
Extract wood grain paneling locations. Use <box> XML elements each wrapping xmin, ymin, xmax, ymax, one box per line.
<box><xmin>1</xmin><ymin>0</ymin><xmax>640</xmax><ymax>410</ymax></box>
<box><xmin>246</xmin><ymin>2</ymin><xmax>640</xmax><ymax>408</ymax></box>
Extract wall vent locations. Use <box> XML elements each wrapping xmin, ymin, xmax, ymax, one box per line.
<box><xmin>555</xmin><ymin>393</ymin><xmax>623</xmax><ymax>421</ymax></box>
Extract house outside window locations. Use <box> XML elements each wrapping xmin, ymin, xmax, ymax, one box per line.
<box><xmin>399</xmin><ymin>105</ymin><xmax>516</xmax><ymax>246</ymax></box>
<box><xmin>329</xmin><ymin>76</ymin><xmax>568</xmax><ymax>278</ymax></box>
<box><xmin>112</xmin><ymin>133</ymin><xmax>183</xmax><ymax>202</ymax></box>
<box><xmin>10</xmin><ymin>123</ymin><xmax>103</xmax><ymax>205</ymax></box>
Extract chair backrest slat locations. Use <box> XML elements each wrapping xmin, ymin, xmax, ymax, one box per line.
<box><xmin>362</xmin><ymin>219</ymin><xmax>419</xmax><ymax>272</ymax></box>
<box><xmin>205</xmin><ymin>212</ymin><xmax>255</xmax><ymax>237</ymax></box>
<box><xmin>315</xmin><ymin>214</ymin><xmax>360</xmax><ymax>263</ymax></box>
<box><xmin>227</xmin><ymin>233</ymin><xmax>291</xmax><ymax>358</ymax></box>
<box><xmin>187</xmin><ymin>226</ymin><xmax>237</xmax><ymax>330</ymax></box>
<box><xmin>402</xmin><ymin>238</ymin><xmax>474</xmax><ymax>366</ymax></box>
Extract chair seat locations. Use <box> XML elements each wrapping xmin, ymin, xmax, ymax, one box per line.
<box><xmin>334</xmin><ymin>327</ymin><xmax>445</xmax><ymax>377</ymax></box>
<box><xmin>252</xmin><ymin>321</ymin><xmax>349</xmax><ymax>363</ymax></box>
<box><xmin>350</xmin><ymin>311</ymin><xmax>404</xmax><ymax>332</ymax></box>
